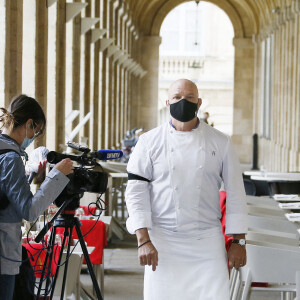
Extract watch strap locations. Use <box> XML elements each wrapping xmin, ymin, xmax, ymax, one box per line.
<box><xmin>232</xmin><ymin>239</ymin><xmax>246</xmax><ymax>246</ymax></box>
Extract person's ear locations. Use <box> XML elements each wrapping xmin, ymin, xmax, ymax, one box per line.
<box><xmin>25</xmin><ymin>119</ymin><xmax>34</xmax><ymax>129</ymax></box>
<box><xmin>197</xmin><ymin>98</ymin><xmax>202</xmax><ymax>109</ymax></box>
<box><xmin>166</xmin><ymin>99</ymin><xmax>170</xmax><ymax>107</ymax></box>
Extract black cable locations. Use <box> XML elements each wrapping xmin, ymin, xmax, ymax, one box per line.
<box><xmin>1</xmin><ymin>191</ymin><xmax>108</xmax><ymax>296</ymax></box>
<box><xmin>54</xmin><ymin>192</ymin><xmax>107</xmax><ymax>267</ymax></box>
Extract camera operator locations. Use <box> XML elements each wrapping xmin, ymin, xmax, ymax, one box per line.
<box><xmin>0</xmin><ymin>95</ymin><xmax>73</xmax><ymax>300</ymax></box>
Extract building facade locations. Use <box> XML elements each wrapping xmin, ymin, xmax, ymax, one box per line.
<box><xmin>0</xmin><ymin>0</ymin><xmax>299</xmax><ymax>171</ymax></box>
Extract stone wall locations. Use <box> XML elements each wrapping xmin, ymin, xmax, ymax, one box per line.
<box><xmin>0</xmin><ymin>0</ymin><xmax>145</xmax><ymax>151</ymax></box>
<box><xmin>0</xmin><ymin>0</ymin><xmax>299</xmax><ymax>172</ymax></box>
<box><xmin>253</xmin><ymin>2</ymin><xmax>300</xmax><ymax>171</ymax></box>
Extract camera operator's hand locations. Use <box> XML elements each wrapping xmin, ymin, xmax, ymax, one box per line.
<box><xmin>37</xmin><ymin>160</ymin><xmax>47</xmax><ymax>175</ymax></box>
<box><xmin>33</xmin><ymin>160</ymin><xmax>47</xmax><ymax>184</ymax></box>
<box><xmin>54</xmin><ymin>158</ymin><xmax>74</xmax><ymax>175</ymax></box>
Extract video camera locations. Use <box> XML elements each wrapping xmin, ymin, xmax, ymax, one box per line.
<box><xmin>47</xmin><ymin>142</ymin><xmax>123</xmax><ymax>208</ymax></box>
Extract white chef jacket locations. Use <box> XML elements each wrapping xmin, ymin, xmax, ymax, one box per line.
<box><xmin>125</xmin><ymin>121</ymin><xmax>247</xmax><ymax>236</ymax></box>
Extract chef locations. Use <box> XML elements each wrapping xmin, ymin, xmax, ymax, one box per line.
<box><xmin>125</xmin><ymin>79</ymin><xmax>247</xmax><ymax>300</ymax></box>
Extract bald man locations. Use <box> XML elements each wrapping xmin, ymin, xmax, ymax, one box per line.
<box><xmin>125</xmin><ymin>79</ymin><xmax>247</xmax><ymax>300</ymax></box>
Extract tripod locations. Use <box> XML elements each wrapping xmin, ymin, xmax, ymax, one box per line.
<box><xmin>34</xmin><ymin>197</ymin><xmax>103</xmax><ymax>300</ymax></box>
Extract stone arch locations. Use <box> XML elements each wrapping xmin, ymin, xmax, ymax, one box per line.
<box><xmin>135</xmin><ymin>0</ymin><xmax>260</xmax><ymax>164</ymax></box>
<box><xmin>136</xmin><ymin>0</ymin><xmax>258</xmax><ymax>39</ymax></box>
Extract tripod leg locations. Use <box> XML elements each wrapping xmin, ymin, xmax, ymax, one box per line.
<box><xmin>36</xmin><ymin>227</ymin><xmax>56</xmax><ymax>299</ymax></box>
<box><xmin>35</xmin><ymin>247</ymin><xmax>50</xmax><ymax>299</ymax></box>
<box><xmin>59</xmin><ymin>226</ymin><xmax>73</xmax><ymax>300</ymax></box>
<box><xmin>44</xmin><ymin>226</ymin><xmax>58</xmax><ymax>299</ymax></box>
<box><xmin>74</xmin><ymin>218</ymin><xmax>103</xmax><ymax>300</ymax></box>
<box><xmin>49</xmin><ymin>228</ymin><xmax>69</xmax><ymax>299</ymax></box>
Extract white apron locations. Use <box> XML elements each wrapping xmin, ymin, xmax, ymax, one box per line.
<box><xmin>125</xmin><ymin>122</ymin><xmax>246</xmax><ymax>299</ymax></box>
<box><xmin>144</xmin><ymin>227</ymin><xmax>230</xmax><ymax>300</ymax></box>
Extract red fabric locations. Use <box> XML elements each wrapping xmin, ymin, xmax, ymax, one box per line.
<box><xmin>79</xmin><ymin>205</ymin><xmax>97</xmax><ymax>216</ymax></box>
<box><xmin>72</xmin><ymin>220</ymin><xmax>107</xmax><ymax>265</ymax></box>
<box><xmin>23</xmin><ymin>243</ymin><xmax>60</xmax><ymax>278</ymax></box>
<box><xmin>220</xmin><ymin>191</ymin><xmax>269</xmax><ymax>287</ymax></box>
<box><xmin>219</xmin><ymin>191</ymin><xmax>233</xmax><ymax>252</ymax></box>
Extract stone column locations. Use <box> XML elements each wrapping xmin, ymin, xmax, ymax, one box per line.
<box><xmin>292</xmin><ymin>9</ymin><xmax>299</xmax><ymax>171</ymax></box>
<box><xmin>117</xmin><ymin>67</ymin><xmax>122</xmax><ymax>143</ymax></box>
<box><xmin>55</xmin><ymin>0</ymin><xmax>66</xmax><ymax>150</ymax></box>
<box><xmin>4</xmin><ymin>0</ymin><xmax>23</xmax><ymax>106</ymax></box>
<box><xmin>231</xmin><ymin>37</ymin><xmax>255</xmax><ymax>164</ymax></box>
<box><xmin>139</xmin><ymin>35</ymin><xmax>161</xmax><ymax>130</ymax></box>
<box><xmin>129</xmin><ymin>35</ymin><xmax>139</xmax><ymax>130</ymax></box>
<box><xmin>92</xmin><ymin>0</ymin><xmax>100</xmax><ymax>150</ymax></box>
<box><xmin>113</xmin><ymin>62</ymin><xmax>118</xmax><ymax>147</ymax></box>
<box><xmin>105</xmin><ymin>0</ymin><xmax>114</xmax><ymax>148</ymax></box>
<box><xmin>119</xmin><ymin>12</ymin><xmax>128</xmax><ymax>141</ymax></box>
<box><xmin>127</xmin><ymin>72</ymin><xmax>132</xmax><ymax>132</ymax></box>
<box><xmin>124</xmin><ymin>70</ymin><xmax>129</xmax><ymax>131</ymax></box>
<box><xmin>99</xmin><ymin>0</ymin><xmax>108</xmax><ymax>149</ymax></box>
<box><xmin>115</xmin><ymin>3</ymin><xmax>123</xmax><ymax>146</ymax></box>
<box><xmin>71</xmin><ymin>0</ymin><xmax>82</xmax><ymax>143</ymax></box>
<box><xmin>35</xmin><ymin>0</ymin><xmax>48</xmax><ymax>147</ymax></box>
<box><xmin>83</xmin><ymin>1</ymin><xmax>91</xmax><ymax>140</ymax></box>
<box><xmin>100</xmin><ymin>49</ymin><xmax>107</xmax><ymax>149</ymax></box>
<box><xmin>111</xmin><ymin>2</ymin><xmax>119</xmax><ymax>148</ymax></box>
<box><xmin>0</xmin><ymin>0</ymin><xmax>5</xmax><ymax>107</ymax></box>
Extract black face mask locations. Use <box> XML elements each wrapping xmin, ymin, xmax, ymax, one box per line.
<box><xmin>170</xmin><ymin>98</ymin><xmax>198</xmax><ymax>122</ymax></box>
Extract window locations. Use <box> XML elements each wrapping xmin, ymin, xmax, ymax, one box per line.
<box><xmin>160</xmin><ymin>32</ymin><xmax>179</xmax><ymax>52</ymax></box>
<box><xmin>160</xmin><ymin>2</ymin><xmax>204</xmax><ymax>56</ymax></box>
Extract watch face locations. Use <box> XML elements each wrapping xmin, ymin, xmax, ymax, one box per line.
<box><xmin>239</xmin><ymin>239</ymin><xmax>246</xmax><ymax>246</ymax></box>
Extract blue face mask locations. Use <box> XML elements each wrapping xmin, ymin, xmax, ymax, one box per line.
<box><xmin>21</xmin><ymin>123</ymin><xmax>36</xmax><ymax>150</ymax></box>
<box><xmin>21</xmin><ymin>136</ymin><xmax>34</xmax><ymax>150</ymax></box>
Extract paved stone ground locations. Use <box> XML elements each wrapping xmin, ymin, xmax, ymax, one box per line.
<box><xmin>80</xmin><ymin>235</ymin><xmax>144</xmax><ymax>300</ymax></box>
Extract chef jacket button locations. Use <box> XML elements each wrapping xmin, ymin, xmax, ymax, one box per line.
<box><xmin>199</xmin><ymin>165</ymin><xmax>203</xmax><ymax>169</ymax></box>
<box><xmin>170</xmin><ymin>148</ymin><xmax>174</xmax><ymax>152</ymax></box>
<box><xmin>174</xmin><ymin>186</ymin><xmax>178</xmax><ymax>191</ymax></box>
<box><xmin>196</xmin><ymin>185</ymin><xmax>201</xmax><ymax>189</ymax></box>
<box><xmin>172</xmin><ymin>166</ymin><xmax>175</xmax><ymax>170</ymax></box>
<box><xmin>170</xmin><ymin>130</ymin><xmax>173</xmax><ymax>133</ymax></box>
<box><xmin>199</xmin><ymin>146</ymin><xmax>203</xmax><ymax>150</ymax></box>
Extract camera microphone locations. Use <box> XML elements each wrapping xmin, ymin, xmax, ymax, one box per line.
<box><xmin>47</xmin><ymin>149</ymin><xmax>123</xmax><ymax>164</ymax></box>
<box><xmin>93</xmin><ymin>150</ymin><xmax>123</xmax><ymax>160</ymax></box>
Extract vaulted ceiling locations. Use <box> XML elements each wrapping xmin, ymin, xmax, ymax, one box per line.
<box><xmin>127</xmin><ymin>0</ymin><xmax>294</xmax><ymax>38</ymax></box>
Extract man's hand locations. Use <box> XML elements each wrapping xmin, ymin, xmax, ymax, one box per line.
<box><xmin>138</xmin><ymin>241</ymin><xmax>158</xmax><ymax>271</ymax></box>
<box><xmin>136</xmin><ymin>228</ymin><xmax>158</xmax><ymax>271</ymax></box>
<box><xmin>228</xmin><ymin>234</ymin><xmax>247</xmax><ymax>269</ymax></box>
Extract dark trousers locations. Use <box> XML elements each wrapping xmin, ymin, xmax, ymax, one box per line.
<box><xmin>0</xmin><ymin>274</ymin><xmax>15</xmax><ymax>300</ymax></box>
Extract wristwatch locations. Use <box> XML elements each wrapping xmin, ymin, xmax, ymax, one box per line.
<box><xmin>232</xmin><ymin>239</ymin><xmax>246</xmax><ymax>246</ymax></box>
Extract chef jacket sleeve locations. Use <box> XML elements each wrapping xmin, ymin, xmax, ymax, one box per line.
<box><xmin>125</xmin><ymin>134</ymin><xmax>153</xmax><ymax>234</ymax></box>
<box><xmin>222</xmin><ymin>137</ymin><xmax>248</xmax><ymax>235</ymax></box>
